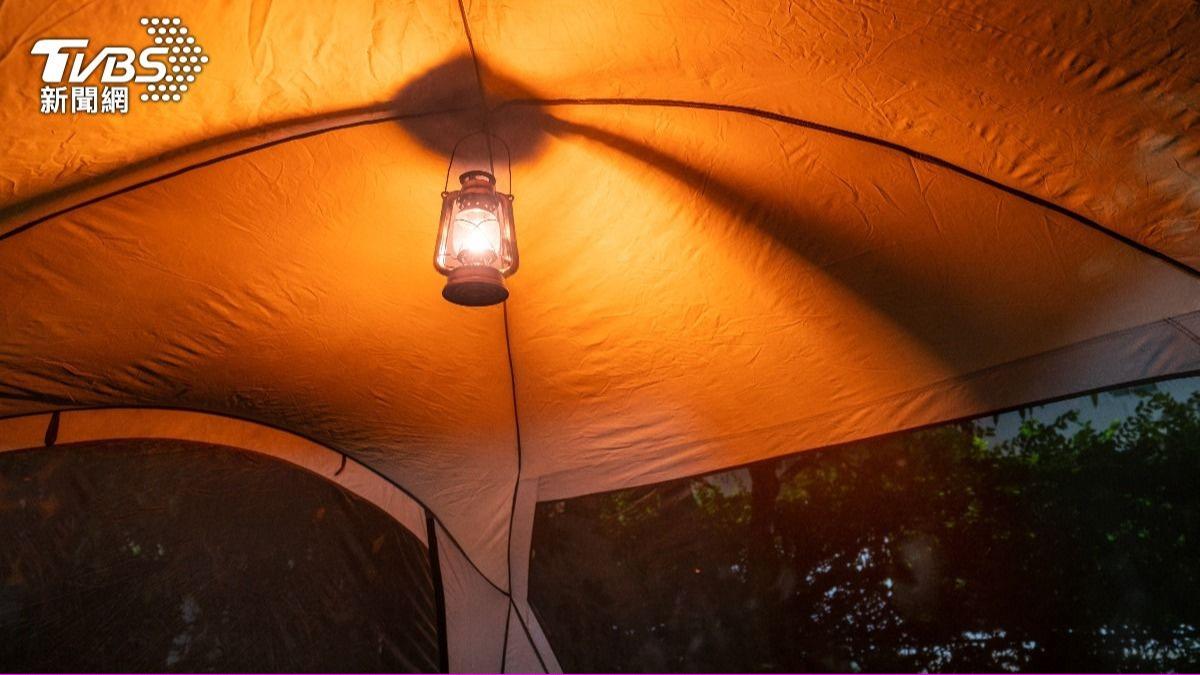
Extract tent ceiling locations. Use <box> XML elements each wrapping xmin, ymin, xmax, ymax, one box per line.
<box><xmin>2</xmin><ymin>0</ymin><xmax>1200</xmax><ymax>590</ymax></box>
<box><xmin>476</xmin><ymin>0</ymin><xmax>1200</xmax><ymax>269</ymax></box>
<box><xmin>4</xmin><ymin>0</ymin><xmax>1199</xmax><ymax>267</ymax></box>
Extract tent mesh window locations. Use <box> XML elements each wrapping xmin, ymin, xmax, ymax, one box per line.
<box><xmin>530</xmin><ymin>375</ymin><xmax>1200</xmax><ymax>672</ymax></box>
<box><xmin>0</xmin><ymin>438</ymin><xmax>438</xmax><ymax>673</ymax></box>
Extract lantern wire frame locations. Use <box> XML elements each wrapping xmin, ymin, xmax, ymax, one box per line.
<box><xmin>436</xmin><ymin>130</ymin><xmax>518</xmax><ymax>278</ymax></box>
<box><xmin>443</xmin><ymin>131</ymin><xmax>514</xmax><ymax>197</ymax></box>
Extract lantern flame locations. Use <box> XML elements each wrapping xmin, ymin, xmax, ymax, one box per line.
<box><xmin>454</xmin><ymin>207</ymin><xmax>501</xmax><ymax>265</ymax></box>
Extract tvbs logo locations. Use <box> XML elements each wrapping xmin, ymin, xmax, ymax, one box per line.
<box><xmin>31</xmin><ymin>17</ymin><xmax>208</xmax><ymax>115</ymax></box>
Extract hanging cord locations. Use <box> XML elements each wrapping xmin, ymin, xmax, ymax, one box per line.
<box><xmin>452</xmin><ymin>9</ymin><xmax>532</xmax><ymax>668</ymax></box>
<box><xmin>456</xmin><ymin>0</ymin><xmax>495</xmax><ymax>175</ymax></box>
<box><xmin>443</xmin><ymin>130</ymin><xmax>514</xmax><ymax>195</ymax></box>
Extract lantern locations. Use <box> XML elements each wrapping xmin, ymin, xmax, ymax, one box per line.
<box><xmin>433</xmin><ymin>170</ymin><xmax>519</xmax><ymax>306</ymax></box>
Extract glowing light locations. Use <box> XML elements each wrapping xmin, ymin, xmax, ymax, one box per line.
<box><xmin>433</xmin><ymin>171</ymin><xmax>519</xmax><ymax>307</ymax></box>
<box><xmin>453</xmin><ymin>207</ymin><xmax>501</xmax><ymax>265</ymax></box>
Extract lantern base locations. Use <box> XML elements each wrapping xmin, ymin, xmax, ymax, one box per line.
<box><xmin>443</xmin><ymin>266</ymin><xmax>509</xmax><ymax>307</ymax></box>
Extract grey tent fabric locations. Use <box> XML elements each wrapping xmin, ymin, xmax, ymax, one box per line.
<box><xmin>437</xmin><ymin>521</ymin><xmax>511</xmax><ymax>673</ymax></box>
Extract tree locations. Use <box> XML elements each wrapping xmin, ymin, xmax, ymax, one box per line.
<box><xmin>531</xmin><ymin>386</ymin><xmax>1200</xmax><ymax>672</ymax></box>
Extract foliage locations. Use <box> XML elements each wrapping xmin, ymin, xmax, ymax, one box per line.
<box><xmin>530</xmin><ymin>388</ymin><xmax>1200</xmax><ymax>672</ymax></box>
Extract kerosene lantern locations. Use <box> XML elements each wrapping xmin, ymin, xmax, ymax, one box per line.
<box><xmin>433</xmin><ymin>170</ymin><xmax>518</xmax><ymax>306</ymax></box>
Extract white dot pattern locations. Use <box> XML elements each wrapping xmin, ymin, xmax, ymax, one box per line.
<box><xmin>140</xmin><ymin>17</ymin><xmax>208</xmax><ymax>104</ymax></box>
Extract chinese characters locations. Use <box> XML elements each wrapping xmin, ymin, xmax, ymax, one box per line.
<box><xmin>40</xmin><ymin>85</ymin><xmax>129</xmax><ymax>114</ymax></box>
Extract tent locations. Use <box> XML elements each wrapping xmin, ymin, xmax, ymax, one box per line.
<box><xmin>2</xmin><ymin>0</ymin><xmax>1199</xmax><ymax>671</ymax></box>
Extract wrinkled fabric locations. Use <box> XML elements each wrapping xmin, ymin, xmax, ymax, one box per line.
<box><xmin>0</xmin><ymin>124</ymin><xmax>519</xmax><ymax>587</ymax></box>
<box><xmin>4</xmin><ymin>0</ymin><xmax>1199</xmax><ymax>265</ymax></box>
<box><xmin>437</xmin><ymin>521</ymin><xmax>511</xmax><ymax>673</ymax></box>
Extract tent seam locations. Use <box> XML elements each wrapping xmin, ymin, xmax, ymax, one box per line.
<box><xmin>499</xmin><ymin>300</ymin><xmax>524</xmax><ymax>673</ymax></box>
<box><xmin>0</xmin><ymin>402</ymin><xmax>511</xmax><ymax>596</ymax></box>
<box><xmin>536</xmin><ymin>366</ymin><xmax>1200</xmax><ymax>504</ymax></box>
<box><xmin>449</xmin><ymin>3</ymin><xmax>525</xmax><ymax>671</ymax></box>
<box><xmin>4</xmin><ymin>99</ymin><xmax>1194</xmax><ymax>283</ymax></box>
<box><xmin>425</xmin><ymin>509</ymin><xmax>451</xmax><ymax>674</ymax></box>
<box><xmin>455</xmin><ymin>0</ymin><xmax>496</xmax><ymax>174</ymax></box>
<box><xmin>508</xmin><ymin>597</ymin><xmax>550</xmax><ymax>673</ymax></box>
<box><xmin>0</xmin><ymin>105</ymin><xmax>474</xmax><ymax>241</ymax></box>
<box><xmin>43</xmin><ymin>410</ymin><xmax>60</xmax><ymax>446</ymax></box>
<box><xmin>1165</xmin><ymin>317</ymin><xmax>1200</xmax><ymax>347</ymax></box>
<box><xmin>531</xmin><ymin>310</ymin><xmax>1200</xmax><ymax>498</ymax></box>
<box><xmin>493</xmin><ymin>97</ymin><xmax>1200</xmax><ymax>282</ymax></box>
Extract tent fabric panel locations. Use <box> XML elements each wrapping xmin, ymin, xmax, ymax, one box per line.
<box><xmin>514</xmin><ymin>603</ymin><xmax>563</xmax><ymax>674</ymax></box>
<box><xmin>473</xmin><ymin>0</ymin><xmax>1200</xmax><ymax>269</ymax></box>
<box><xmin>0</xmin><ymin>408</ymin><xmax>431</xmax><ymax>543</ymax></box>
<box><xmin>0</xmin><ymin>122</ymin><xmax>518</xmax><ymax>587</ymax></box>
<box><xmin>0</xmin><ymin>107</ymin><xmax>408</xmax><ymax>239</ymax></box>
<box><xmin>507</xmin><ymin>477</ymin><xmax>539</xmax><ymax>602</ymax></box>
<box><xmin>63</xmin><ymin>408</ymin><xmax>428</xmax><ymax>542</ymax></box>
<box><xmin>5</xmin><ymin>0</ymin><xmax>1197</xmax><ymax>268</ymax></box>
<box><xmin>535</xmin><ymin>309</ymin><xmax>1200</xmax><ymax>501</ymax></box>
<box><xmin>506</xmin><ymin>477</ymin><xmax>564</xmax><ymax>673</ymax></box>
<box><xmin>436</xmin><ymin>520</ymin><xmax>511</xmax><ymax>673</ymax></box>
<box><xmin>0</xmin><ymin>0</ymin><xmax>470</xmax><ymax>213</ymax></box>
<box><xmin>2</xmin><ymin>2</ymin><xmax>1199</xmax><ymax>671</ymax></box>
<box><xmin>4</xmin><ymin>104</ymin><xmax>1200</xmax><ymax>573</ymax></box>
<box><xmin>502</xmin><ymin>103</ymin><xmax>1200</xmax><ymax>496</ymax></box>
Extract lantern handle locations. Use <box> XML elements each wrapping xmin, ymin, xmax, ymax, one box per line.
<box><xmin>444</xmin><ymin>131</ymin><xmax>514</xmax><ymax>196</ymax></box>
